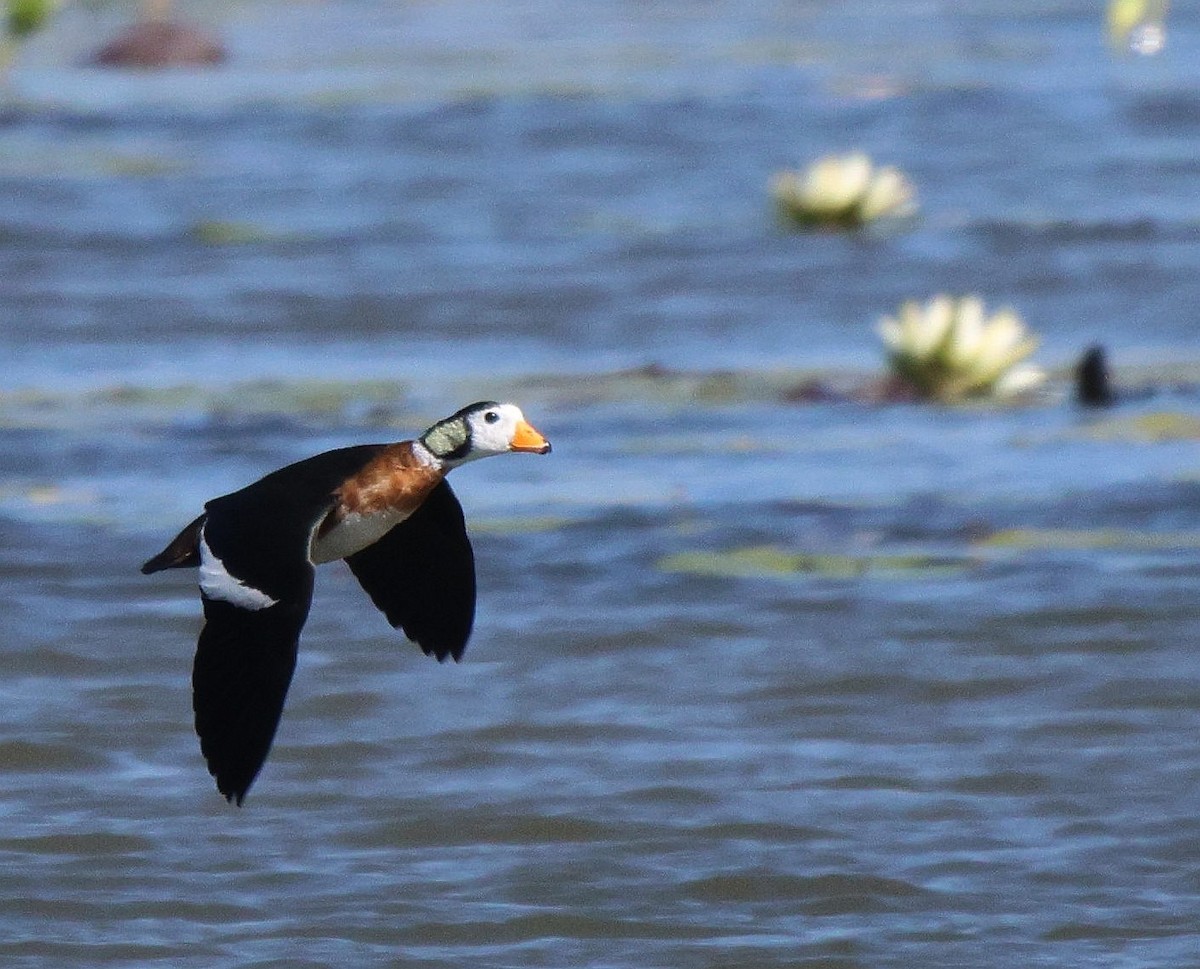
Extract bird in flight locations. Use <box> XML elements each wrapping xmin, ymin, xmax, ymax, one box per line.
<box><xmin>142</xmin><ymin>401</ymin><xmax>552</xmax><ymax>804</ymax></box>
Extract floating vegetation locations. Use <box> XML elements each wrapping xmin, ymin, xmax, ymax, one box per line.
<box><xmin>771</xmin><ymin>153</ymin><xmax>917</xmax><ymax>231</ymax></box>
<box><xmin>658</xmin><ymin>545</ymin><xmax>967</xmax><ymax>581</ymax></box>
<box><xmin>978</xmin><ymin>528</ymin><xmax>1200</xmax><ymax>552</ymax></box>
<box><xmin>2</xmin><ymin>0</ymin><xmax>62</xmax><ymax>70</ymax></box>
<box><xmin>1077</xmin><ymin>411</ymin><xmax>1200</xmax><ymax>443</ymax></box>
<box><xmin>505</xmin><ymin>362</ymin><xmax>870</xmax><ymax>411</ymax></box>
<box><xmin>190</xmin><ymin>220</ymin><xmax>277</xmax><ymax>246</ymax></box>
<box><xmin>877</xmin><ymin>295</ymin><xmax>1045</xmax><ymax>403</ymax></box>
<box><xmin>5</xmin><ymin>0</ymin><xmax>61</xmax><ymax>41</ymax></box>
<box><xmin>0</xmin><ymin>379</ymin><xmax>409</xmax><ymax>431</ymax></box>
<box><xmin>0</xmin><ymin>138</ymin><xmax>187</xmax><ymax>179</ymax></box>
<box><xmin>103</xmin><ymin>379</ymin><xmax>406</xmax><ymax>417</ymax></box>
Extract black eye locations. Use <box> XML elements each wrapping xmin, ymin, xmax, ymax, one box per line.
<box><xmin>484</xmin><ymin>411</ymin><xmax>500</xmax><ymax>424</ymax></box>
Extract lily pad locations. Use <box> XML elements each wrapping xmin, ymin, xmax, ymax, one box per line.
<box><xmin>657</xmin><ymin>545</ymin><xmax>967</xmax><ymax>580</ymax></box>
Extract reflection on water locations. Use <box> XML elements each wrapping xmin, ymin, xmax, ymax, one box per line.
<box><xmin>2</xmin><ymin>1</ymin><xmax>1200</xmax><ymax>966</ymax></box>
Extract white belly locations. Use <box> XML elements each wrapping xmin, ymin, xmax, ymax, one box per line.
<box><xmin>310</xmin><ymin>508</ymin><xmax>410</xmax><ymax>564</ymax></box>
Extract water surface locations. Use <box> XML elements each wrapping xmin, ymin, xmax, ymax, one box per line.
<box><xmin>2</xmin><ymin>2</ymin><xmax>1200</xmax><ymax>966</ymax></box>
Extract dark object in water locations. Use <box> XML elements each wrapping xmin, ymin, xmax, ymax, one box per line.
<box><xmin>1076</xmin><ymin>344</ymin><xmax>1114</xmax><ymax>407</ymax></box>
<box><xmin>91</xmin><ymin>20</ymin><xmax>226</xmax><ymax>68</ymax></box>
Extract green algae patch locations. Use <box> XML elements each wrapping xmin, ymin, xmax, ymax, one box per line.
<box><xmin>978</xmin><ymin>528</ymin><xmax>1200</xmax><ymax>552</ymax></box>
<box><xmin>190</xmin><ymin>220</ymin><xmax>277</xmax><ymax>246</ymax></box>
<box><xmin>657</xmin><ymin>545</ymin><xmax>967</xmax><ymax>580</ymax></box>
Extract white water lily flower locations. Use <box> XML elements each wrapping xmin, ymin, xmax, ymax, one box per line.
<box><xmin>879</xmin><ymin>295</ymin><xmax>952</xmax><ymax>360</ymax></box>
<box><xmin>803</xmin><ymin>153</ymin><xmax>872</xmax><ymax>215</ymax></box>
<box><xmin>772</xmin><ymin>153</ymin><xmax>917</xmax><ymax>230</ymax></box>
<box><xmin>858</xmin><ymin>166</ymin><xmax>916</xmax><ymax>223</ymax></box>
<box><xmin>945</xmin><ymin>296</ymin><xmax>987</xmax><ymax>369</ymax></box>
<box><xmin>1107</xmin><ymin>0</ymin><xmax>1168</xmax><ymax>55</ymax></box>
<box><xmin>877</xmin><ymin>295</ymin><xmax>1045</xmax><ymax>402</ymax></box>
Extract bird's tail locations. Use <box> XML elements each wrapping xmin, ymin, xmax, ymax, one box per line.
<box><xmin>141</xmin><ymin>513</ymin><xmax>206</xmax><ymax>574</ymax></box>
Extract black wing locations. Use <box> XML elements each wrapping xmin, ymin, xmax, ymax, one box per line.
<box><xmin>193</xmin><ymin>591</ymin><xmax>311</xmax><ymax>805</ymax></box>
<box><xmin>344</xmin><ymin>479</ymin><xmax>476</xmax><ymax>662</ymax></box>
<box><xmin>191</xmin><ymin>444</ymin><xmax>387</xmax><ymax>804</ymax></box>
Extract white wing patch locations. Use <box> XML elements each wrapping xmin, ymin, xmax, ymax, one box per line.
<box><xmin>198</xmin><ymin>528</ymin><xmax>279</xmax><ymax>611</ymax></box>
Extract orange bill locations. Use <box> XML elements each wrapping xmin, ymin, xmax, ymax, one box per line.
<box><xmin>510</xmin><ymin>419</ymin><xmax>552</xmax><ymax>454</ymax></box>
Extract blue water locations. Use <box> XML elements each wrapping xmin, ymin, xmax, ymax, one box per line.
<box><xmin>2</xmin><ymin>1</ymin><xmax>1200</xmax><ymax>966</ymax></box>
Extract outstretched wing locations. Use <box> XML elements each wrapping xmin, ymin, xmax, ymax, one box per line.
<box><xmin>193</xmin><ymin>590</ymin><xmax>311</xmax><ymax>805</ymax></box>
<box><xmin>344</xmin><ymin>480</ymin><xmax>477</xmax><ymax>662</ymax></box>
<box><xmin>191</xmin><ymin>444</ymin><xmax>386</xmax><ymax>804</ymax></box>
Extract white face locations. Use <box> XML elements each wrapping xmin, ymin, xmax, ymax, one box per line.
<box><xmin>421</xmin><ymin>400</ymin><xmax>550</xmax><ymax>467</ymax></box>
<box><xmin>464</xmin><ymin>403</ymin><xmax>528</xmax><ymax>457</ymax></box>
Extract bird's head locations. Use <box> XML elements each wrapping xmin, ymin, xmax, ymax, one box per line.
<box><xmin>419</xmin><ymin>401</ymin><xmax>551</xmax><ymax>467</ymax></box>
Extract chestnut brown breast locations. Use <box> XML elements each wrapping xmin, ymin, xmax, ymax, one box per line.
<box><xmin>310</xmin><ymin>444</ymin><xmax>444</xmax><ymax>564</ymax></box>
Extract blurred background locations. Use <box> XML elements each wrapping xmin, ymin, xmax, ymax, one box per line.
<box><xmin>2</xmin><ymin>1</ymin><xmax>1199</xmax><ymax>966</ymax></box>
